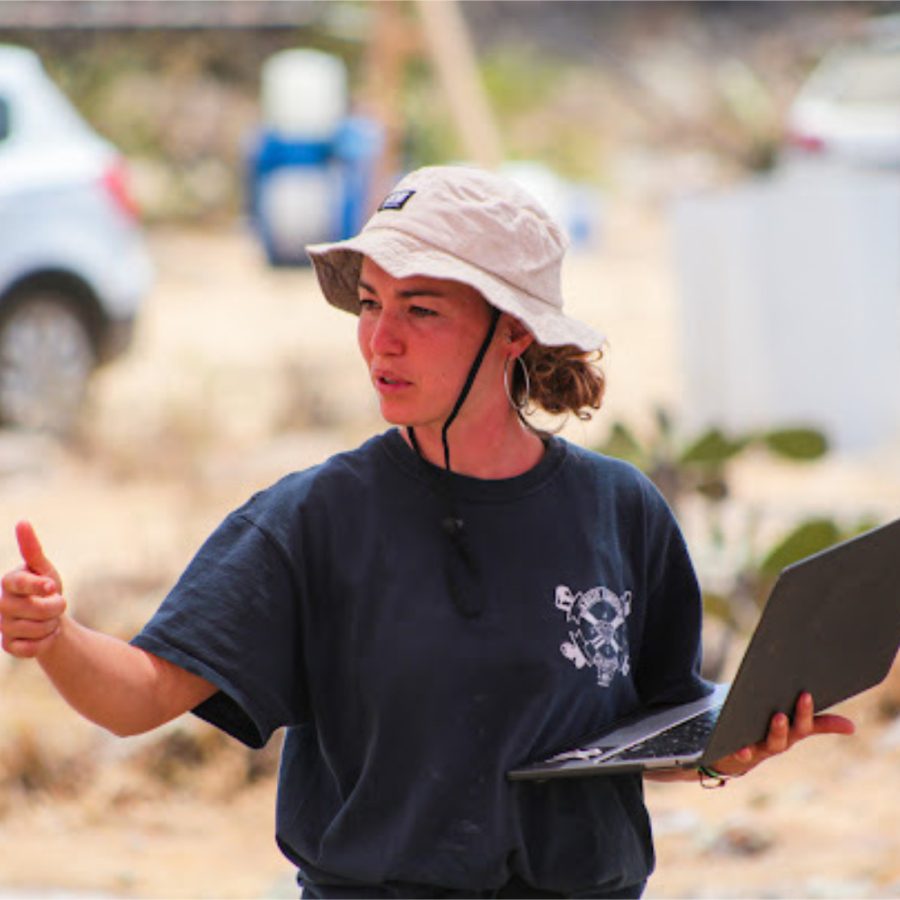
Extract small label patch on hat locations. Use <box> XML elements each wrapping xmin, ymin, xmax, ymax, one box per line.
<box><xmin>379</xmin><ymin>189</ymin><xmax>416</xmax><ymax>211</ymax></box>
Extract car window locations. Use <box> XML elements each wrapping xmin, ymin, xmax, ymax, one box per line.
<box><xmin>0</xmin><ymin>96</ymin><xmax>9</xmax><ymax>143</ymax></box>
<box><xmin>807</xmin><ymin>48</ymin><xmax>900</xmax><ymax>106</ymax></box>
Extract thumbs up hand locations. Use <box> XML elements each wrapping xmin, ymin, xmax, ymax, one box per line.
<box><xmin>1</xmin><ymin>521</ymin><xmax>67</xmax><ymax>658</ymax></box>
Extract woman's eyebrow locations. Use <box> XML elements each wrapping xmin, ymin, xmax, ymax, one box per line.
<box><xmin>357</xmin><ymin>278</ymin><xmax>446</xmax><ymax>300</ymax></box>
<box><xmin>400</xmin><ymin>287</ymin><xmax>445</xmax><ymax>299</ymax></box>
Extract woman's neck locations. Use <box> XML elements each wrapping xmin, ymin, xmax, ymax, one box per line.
<box><xmin>402</xmin><ymin>415</ymin><xmax>545</xmax><ymax>479</ymax></box>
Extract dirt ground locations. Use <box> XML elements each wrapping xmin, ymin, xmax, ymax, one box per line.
<box><xmin>0</xmin><ymin>213</ymin><xmax>898</xmax><ymax>899</ymax></box>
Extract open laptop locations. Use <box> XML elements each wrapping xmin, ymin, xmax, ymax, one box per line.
<box><xmin>509</xmin><ymin>516</ymin><xmax>900</xmax><ymax>781</ymax></box>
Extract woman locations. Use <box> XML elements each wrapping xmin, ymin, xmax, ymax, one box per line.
<box><xmin>1</xmin><ymin>166</ymin><xmax>853</xmax><ymax>898</ymax></box>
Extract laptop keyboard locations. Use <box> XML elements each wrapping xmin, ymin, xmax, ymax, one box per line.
<box><xmin>613</xmin><ymin>707</ymin><xmax>721</xmax><ymax>760</ymax></box>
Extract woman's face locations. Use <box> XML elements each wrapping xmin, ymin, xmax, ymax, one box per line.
<box><xmin>356</xmin><ymin>257</ymin><xmax>507</xmax><ymax>432</ymax></box>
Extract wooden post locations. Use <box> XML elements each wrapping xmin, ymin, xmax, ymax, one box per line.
<box><xmin>359</xmin><ymin>0</ymin><xmax>504</xmax><ymax>209</ymax></box>
<box><xmin>414</xmin><ymin>0</ymin><xmax>504</xmax><ymax>169</ymax></box>
<box><xmin>358</xmin><ymin>0</ymin><xmax>420</xmax><ymax>210</ymax></box>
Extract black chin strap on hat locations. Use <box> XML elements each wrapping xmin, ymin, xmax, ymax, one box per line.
<box><xmin>407</xmin><ymin>305</ymin><xmax>502</xmax><ymax>473</ymax></box>
<box><xmin>407</xmin><ymin>306</ymin><xmax>502</xmax><ymax>618</ymax></box>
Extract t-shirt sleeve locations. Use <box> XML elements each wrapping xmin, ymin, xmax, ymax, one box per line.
<box><xmin>633</xmin><ymin>477</ymin><xmax>713</xmax><ymax>707</ymax></box>
<box><xmin>131</xmin><ymin>508</ymin><xmax>310</xmax><ymax>748</ymax></box>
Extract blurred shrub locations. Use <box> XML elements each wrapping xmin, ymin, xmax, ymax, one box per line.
<box><xmin>127</xmin><ymin>724</ymin><xmax>282</xmax><ymax>798</ymax></box>
<box><xmin>0</xmin><ymin>724</ymin><xmax>94</xmax><ymax>813</ymax></box>
<box><xmin>598</xmin><ymin>407</ymin><xmax>829</xmax><ymax>511</ymax></box>
<box><xmin>596</xmin><ymin>408</ymin><xmax>878</xmax><ymax>678</ymax></box>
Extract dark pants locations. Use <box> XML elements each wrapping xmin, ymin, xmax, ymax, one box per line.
<box><xmin>300</xmin><ymin>876</ymin><xmax>646</xmax><ymax>899</ymax></box>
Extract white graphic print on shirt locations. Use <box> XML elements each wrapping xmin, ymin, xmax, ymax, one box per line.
<box><xmin>555</xmin><ymin>585</ymin><xmax>632</xmax><ymax>686</ymax></box>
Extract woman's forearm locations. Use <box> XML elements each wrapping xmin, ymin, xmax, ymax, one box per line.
<box><xmin>37</xmin><ymin>616</ymin><xmax>216</xmax><ymax>736</ymax></box>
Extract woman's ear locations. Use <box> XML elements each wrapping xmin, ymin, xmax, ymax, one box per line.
<box><xmin>502</xmin><ymin>314</ymin><xmax>534</xmax><ymax>356</ymax></box>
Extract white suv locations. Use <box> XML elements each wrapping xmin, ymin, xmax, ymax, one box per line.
<box><xmin>784</xmin><ymin>18</ymin><xmax>900</xmax><ymax>169</ymax></box>
<box><xmin>0</xmin><ymin>44</ymin><xmax>153</xmax><ymax>432</ymax></box>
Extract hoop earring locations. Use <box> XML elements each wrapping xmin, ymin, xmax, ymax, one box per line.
<box><xmin>503</xmin><ymin>355</ymin><xmax>531</xmax><ymax>414</ymax></box>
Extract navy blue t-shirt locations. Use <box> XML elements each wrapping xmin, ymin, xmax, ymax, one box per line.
<box><xmin>132</xmin><ymin>430</ymin><xmax>709</xmax><ymax>895</ymax></box>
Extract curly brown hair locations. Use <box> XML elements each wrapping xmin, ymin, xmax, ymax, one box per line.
<box><xmin>510</xmin><ymin>343</ymin><xmax>606</xmax><ymax>422</ymax></box>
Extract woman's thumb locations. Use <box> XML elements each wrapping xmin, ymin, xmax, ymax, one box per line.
<box><xmin>15</xmin><ymin>521</ymin><xmax>59</xmax><ymax>584</ymax></box>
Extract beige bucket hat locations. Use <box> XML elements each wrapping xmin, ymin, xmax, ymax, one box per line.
<box><xmin>306</xmin><ymin>165</ymin><xmax>605</xmax><ymax>351</ymax></box>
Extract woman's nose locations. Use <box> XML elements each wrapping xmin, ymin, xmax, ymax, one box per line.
<box><xmin>369</xmin><ymin>310</ymin><xmax>404</xmax><ymax>356</ymax></box>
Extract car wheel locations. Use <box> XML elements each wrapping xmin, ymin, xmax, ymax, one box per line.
<box><xmin>0</xmin><ymin>290</ymin><xmax>97</xmax><ymax>433</ymax></box>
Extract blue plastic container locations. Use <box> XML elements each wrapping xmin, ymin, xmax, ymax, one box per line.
<box><xmin>246</xmin><ymin>117</ymin><xmax>383</xmax><ymax>266</ymax></box>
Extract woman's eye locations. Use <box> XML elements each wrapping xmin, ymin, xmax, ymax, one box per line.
<box><xmin>410</xmin><ymin>305</ymin><xmax>437</xmax><ymax>318</ymax></box>
<box><xmin>358</xmin><ymin>297</ymin><xmax>379</xmax><ymax>312</ymax></box>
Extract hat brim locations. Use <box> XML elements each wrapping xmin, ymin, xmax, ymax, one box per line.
<box><xmin>306</xmin><ymin>228</ymin><xmax>605</xmax><ymax>352</ymax></box>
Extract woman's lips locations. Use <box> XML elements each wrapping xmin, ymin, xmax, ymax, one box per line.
<box><xmin>373</xmin><ymin>371</ymin><xmax>413</xmax><ymax>393</ymax></box>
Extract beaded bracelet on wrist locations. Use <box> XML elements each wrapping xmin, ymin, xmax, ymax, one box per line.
<box><xmin>696</xmin><ymin>764</ymin><xmax>739</xmax><ymax>789</ymax></box>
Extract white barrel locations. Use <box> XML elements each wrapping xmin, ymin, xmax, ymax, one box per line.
<box><xmin>258</xmin><ymin>164</ymin><xmax>341</xmax><ymax>257</ymax></box>
<box><xmin>260</xmin><ymin>49</ymin><xmax>347</xmax><ymax>141</ymax></box>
